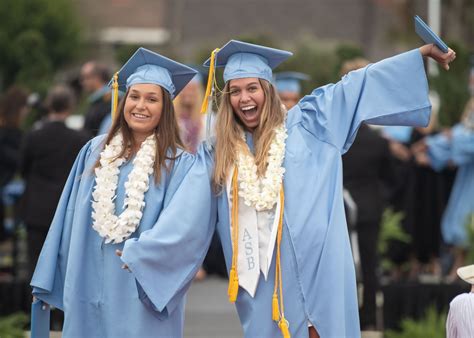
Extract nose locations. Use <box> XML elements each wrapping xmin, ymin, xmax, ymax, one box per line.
<box><xmin>240</xmin><ymin>90</ymin><xmax>250</xmax><ymax>103</ymax></box>
<box><xmin>136</xmin><ymin>98</ymin><xmax>146</xmax><ymax>110</ymax></box>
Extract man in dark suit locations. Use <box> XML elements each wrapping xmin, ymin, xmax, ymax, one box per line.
<box><xmin>20</xmin><ymin>85</ymin><xmax>89</xmax><ymax>277</ymax></box>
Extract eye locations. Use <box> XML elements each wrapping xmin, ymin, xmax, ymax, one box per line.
<box><xmin>230</xmin><ymin>89</ymin><xmax>240</xmax><ymax>96</ymax></box>
<box><xmin>148</xmin><ymin>97</ymin><xmax>159</xmax><ymax>103</ymax></box>
<box><xmin>129</xmin><ymin>94</ymin><xmax>139</xmax><ymax>100</ymax></box>
<box><xmin>248</xmin><ymin>86</ymin><xmax>258</xmax><ymax>92</ymax></box>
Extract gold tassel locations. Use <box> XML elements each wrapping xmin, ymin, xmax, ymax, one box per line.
<box><xmin>228</xmin><ymin>273</ymin><xmax>239</xmax><ymax>303</ymax></box>
<box><xmin>111</xmin><ymin>72</ymin><xmax>119</xmax><ymax>120</ymax></box>
<box><xmin>200</xmin><ymin>48</ymin><xmax>220</xmax><ymax>114</ymax></box>
<box><xmin>228</xmin><ymin>167</ymin><xmax>240</xmax><ymax>303</ymax></box>
<box><xmin>279</xmin><ymin>318</ymin><xmax>291</xmax><ymax>338</ymax></box>
<box><xmin>228</xmin><ymin>267</ymin><xmax>239</xmax><ymax>302</ymax></box>
<box><xmin>272</xmin><ymin>293</ymin><xmax>280</xmax><ymax>321</ymax></box>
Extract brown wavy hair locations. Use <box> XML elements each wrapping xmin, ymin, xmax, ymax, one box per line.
<box><xmin>96</xmin><ymin>87</ymin><xmax>184</xmax><ymax>184</ymax></box>
<box><xmin>213</xmin><ymin>79</ymin><xmax>285</xmax><ymax>192</ymax></box>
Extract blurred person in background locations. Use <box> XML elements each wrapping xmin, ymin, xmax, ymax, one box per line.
<box><xmin>0</xmin><ymin>86</ymin><xmax>29</xmax><ymax>243</ymax></box>
<box><xmin>81</xmin><ymin>61</ymin><xmax>112</xmax><ymax>137</ymax></box>
<box><xmin>20</xmin><ymin>85</ymin><xmax>89</xmax><ymax>277</ymax></box>
<box><xmin>174</xmin><ymin>73</ymin><xmax>205</xmax><ymax>154</ymax></box>
<box><xmin>341</xmin><ymin>57</ymin><xmax>396</xmax><ymax>330</ymax></box>
<box><xmin>413</xmin><ymin>97</ymin><xmax>474</xmax><ymax>282</ymax></box>
<box><xmin>274</xmin><ymin>71</ymin><xmax>310</xmax><ymax>110</ymax></box>
<box><xmin>446</xmin><ymin>264</ymin><xmax>474</xmax><ymax>338</ymax></box>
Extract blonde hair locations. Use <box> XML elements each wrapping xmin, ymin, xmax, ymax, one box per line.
<box><xmin>213</xmin><ymin>79</ymin><xmax>285</xmax><ymax>191</ymax></box>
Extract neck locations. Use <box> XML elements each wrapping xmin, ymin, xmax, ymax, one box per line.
<box><xmin>471</xmin><ymin>285</ymin><xmax>474</xmax><ymax>293</ymax></box>
<box><xmin>131</xmin><ymin>132</ymin><xmax>153</xmax><ymax>153</ymax></box>
<box><xmin>48</xmin><ymin>112</ymin><xmax>68</xmax><ymax>122</ymax></box>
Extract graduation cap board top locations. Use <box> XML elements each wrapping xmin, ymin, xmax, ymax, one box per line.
<box><xmin>203</xmin><ymin>40</ymin><xmax>293</xmax><ymax>83</ymax></box>
<box><xmin>111</xmin><ymin>47</ymin><xmax>198</xmax><ymax>98</ymax></box>
<box><xmin>414</xmin><ymin>15</ymin><xmax>449</xmax><ymax>53</ymax></box>
<box><xmin>274</xmin><ymin>71</ymin><xmax>310</xmax><ymax>94</ymax></box>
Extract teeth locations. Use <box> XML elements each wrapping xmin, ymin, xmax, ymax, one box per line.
<box><xmin>241</xmin><ymin>106</ymin><xmax>256</xmax><ymax>111</ymax></box>
<box><xmin>132</xmin><ymin>113</ymin><xmax>148</xmax><ymax>118</ymax></box>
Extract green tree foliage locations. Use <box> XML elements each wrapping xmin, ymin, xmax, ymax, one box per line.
<box><xmin>0</xmin><ymin>312</ymin><xmax>28</xmax><ymax>338</ymax></box>
<box><xmin>0</xmin><ymin>0</ymin><xmax>81</xmax><ymax>93</ymax></box>
<box><xmin>430</xmin><ymin>41</ymin><xmax>471</xmax><ymax>126</ymax></box>
<box><xmin>384</xmin><ymin>306</ymin><xmax>447</xmax><ymax>338</ymax></box>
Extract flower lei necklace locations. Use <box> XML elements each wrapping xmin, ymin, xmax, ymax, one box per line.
<box><xmin>91</xmin><ymin>132</ymin><xmax>156</xmax><ymax>244</ymax></box>
<box><xmin>236</xmin><ymin>124</ymin><xmax>287</xmax><ymax>211</ymax></box>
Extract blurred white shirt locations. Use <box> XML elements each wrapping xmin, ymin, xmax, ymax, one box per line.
<box><xmin>446</xmin><ymin>292</ymin><xmax>474</xmax><ymax>338</ymax></box>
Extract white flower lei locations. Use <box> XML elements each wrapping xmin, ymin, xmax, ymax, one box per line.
<box><xmin>237</xmin><ymin>124</ymin><xmax>287</xmax><ymax>211</ymax></box>
<box><xmin>91</xmin><ymin>133</ymin><xmax>156</xmax><ymax>244</ymax></box>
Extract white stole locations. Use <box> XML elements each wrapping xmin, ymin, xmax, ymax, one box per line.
<box><xmin>226</xmin><ymin>166</ymin><xmax>281</xmax><ymax>297</ymax></box>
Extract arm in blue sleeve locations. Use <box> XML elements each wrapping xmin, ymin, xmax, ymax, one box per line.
<box><xmin>426</xmin><ymin>132</ymin><xmax>452</xmax><ymax>171</ymax></box>
<box><xmin>121</xmin><ymin>147</ymin><xmax>217</xmax><ymax>318</ymax></box>
<box><xmin>299</xmin><ymin>49</ymin><xmax>431</xmax><ymax>153</ymax></box>
<box><xmin>451</xmin><ymin>124</ymin><xmax>474</xmax><ymax>166</ymax></box>
<box><xmin>30</xmin><ymin>140</ymin><xmax>94</xmax><ymax>310</ymax></box>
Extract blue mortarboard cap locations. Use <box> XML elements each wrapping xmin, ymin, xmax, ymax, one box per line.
<box><xmin>111</xmin><ymin>47</ymin><xmax>197</xmax><ymax>98</ymax></box>
<box><xmin>203</xmin><ymin>40</ymin><xmax>292</xmax><ymax>83</ymax></box>
<box><xmin>274</xmin><ymin>71</ymin><xmax>310</xmax><ymax>94</ymax></box>
<box><xmin>185</xmin><ymin>64</ymin><xmax>206</xmax><ymax>85</ymax></box>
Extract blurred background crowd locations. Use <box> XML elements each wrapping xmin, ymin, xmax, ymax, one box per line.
<box><xmin>0</xmin><ymin>0</ymin><xmax>472</xmax><ymax>336</ymax></box>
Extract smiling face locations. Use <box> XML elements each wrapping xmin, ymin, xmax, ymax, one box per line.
<box><xmin>229</xmin><ymin>77</ymin><xmax>265</xmax><ymax>132</ymax></box>
<box><xmin>124</xmin><ymin>83</ymin><xmax>163</xmax><ymax>142</ymax></box>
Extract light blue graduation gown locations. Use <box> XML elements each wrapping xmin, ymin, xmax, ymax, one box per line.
<box><xmin>426</xmin><ymin>124</ymin><xmax>474</xmax><ymax>247</ymax></box>
<box><xmin>203</xmin><ymin>49</ymin><xmax>431</xmax><ymax>338</ymax></box>
<box><xmin>31</xmin><ymin>135</ymin><xmax>216</xmax><ymax>338</ymax></box>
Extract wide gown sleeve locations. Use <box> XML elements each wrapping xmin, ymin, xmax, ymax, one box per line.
<box><xmin>299</xmin><ymin>49</ymin><xmax>431</xmax><ymax>153</ymax></box>
<box><xmin>30</xmin><ymin>140</ymin><xmax>94</xmax><ymax>310</ymax></box>
<box><xmin>120</xmin><ymin>147</ymin><xmax>217</xmax><ymax>318</ymax></box>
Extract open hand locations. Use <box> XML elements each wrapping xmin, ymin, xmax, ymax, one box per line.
<box><xmin>419</xmin><ymin>44</ymin><xmax>456</xmax><ymax>70</ymax></box>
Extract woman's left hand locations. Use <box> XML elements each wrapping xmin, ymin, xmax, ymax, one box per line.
<box><xmin>115</xmin><ymin>249</ymin><xmax>131</xmax><ymax>272</ymax></box>
<box><xmin>419</xmin><ymin>44</ymin><xmax>456</xmax><ymax>70</ymax></box>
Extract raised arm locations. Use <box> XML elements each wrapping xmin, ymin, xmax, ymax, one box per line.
<box><xmin>298</xmin><ymin>45</ymin><xmax>455</xmax><ymax>154</ymax></box>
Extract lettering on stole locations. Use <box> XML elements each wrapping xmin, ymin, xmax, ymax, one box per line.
<box><xmin>242</xmin><ymin>228</ymin><xmax>255</xmax><ymax>270</ymax></box>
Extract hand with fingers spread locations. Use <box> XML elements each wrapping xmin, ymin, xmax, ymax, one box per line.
<box><xmin>419</xmin><ymin>44</ymin><xmax>456</xmax><ymax>70</ymax></box>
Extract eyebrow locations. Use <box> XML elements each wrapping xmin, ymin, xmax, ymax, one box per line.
<box><xmin>229</xmin><ymin>82</ymin><xmax>259</xmax><ymax>90</ymax></box>
<box><xmin>129</xmin><ymin>89</ymin><xmax>160</xmax><ymax>95</ymax></box>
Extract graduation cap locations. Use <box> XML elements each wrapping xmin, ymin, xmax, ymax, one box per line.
<box><xmin>274</xmin><ymin>71</ymin><xmax>310</xmax><ymax>94</ymax></box>
<box><xmin>109</xmin><ymin>47</ymin><xmax>197</xmax><ymax>117</ymax></box>
<box><xmin>200</xmin><ymin>40</ymin><xmax>292</xmax><ymax>113</ymax></box>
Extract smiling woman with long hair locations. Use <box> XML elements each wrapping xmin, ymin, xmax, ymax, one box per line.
<box><xmin>199</xmin><ymin>40</ymin><xmax>455</xmax><ymax>338</ymax></box>
<box><xmin>30</xmin><ymin>48</ymin><xmax>216</xmax><ymax>338</ymax></box>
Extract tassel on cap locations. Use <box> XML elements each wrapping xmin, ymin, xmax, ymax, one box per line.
<box><xmin>200</xmin><ymin>48</ymin><xmax>220</xmax><ymax>114</ymax></box>
<box><xmin>111</xmin><ymin>72</ymin><xmax>119</xmax><ymax>120</ymax></box>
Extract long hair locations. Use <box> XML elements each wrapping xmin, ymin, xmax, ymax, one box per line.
<box><xmin>96</xmin><ymin>87</ymin><xmax>184</xmax><ymax>184</ymax></box>
<box><xmin>213</xmin><ymin>79</ymin><xmax>285</xmax><ymax>192</ymax></box>
<box><xmin>0</xmin><ymin>86</ymin><xmax>28</xmax><ymax>128</ymax></box>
